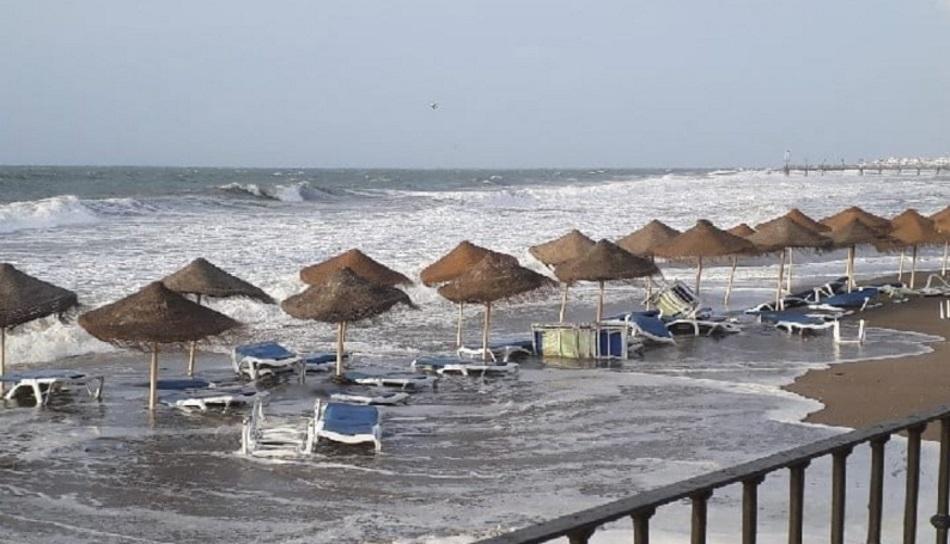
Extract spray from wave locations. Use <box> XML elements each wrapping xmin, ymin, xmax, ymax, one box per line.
<box><xmin>217</xmin><ymin>181</ymin><xmax>336</xmax><ymax>202</ymax></box>
<box><xmin>0</xmin><ymin>195</ymin><xmax>153</xmax><ymax>234</ymax></box>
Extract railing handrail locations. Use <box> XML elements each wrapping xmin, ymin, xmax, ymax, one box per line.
<box><xmin>476</xmin><ymin>403</ymin><xmax>950</xmax><ymax>544</ymax></box>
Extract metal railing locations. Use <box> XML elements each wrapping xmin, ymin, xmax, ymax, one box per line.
<box><xmin>476</xmin><ymin>404</ymin><xmax>950</xmax><ymax>544</ymax></box>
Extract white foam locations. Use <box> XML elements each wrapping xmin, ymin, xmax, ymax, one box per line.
<box><xmin>0</xmin><ymin>195</ymin><xmax>100</xmax><ymax>233</ymax></box>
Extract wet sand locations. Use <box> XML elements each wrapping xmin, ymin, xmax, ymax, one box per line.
<box><xmin>785</xmin><ymin>273</ymin><xmax>950</xmax><ymax>440</ymax></box>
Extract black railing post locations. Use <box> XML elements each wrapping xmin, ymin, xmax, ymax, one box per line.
<box><xmin>742</xmin><ymin>476</ymin><xmax>765</xmax><ymax>544</ymax></box>
<box><xmin>691</xmin><ymin>490</ymin><xmax>713</xmax><ymax>544</ymax></box>
<box><xmin>905</xmin><ymin>424</ymin><xmax>926</xmax><ymax>544</ymax></box>
<box><xmin>566</xmin><ymin>526</ymin><xmax>596</xmax><ymax>544</ymax></box>
<box><xmin>632</xmin><ymin>507</ymin><xmax>655</xmax><ymax>544</ymax></box>
<box><xmin>868</xmin><ymin>436</ymin><xmax>890</xmax><ymax>544</ymax></box>
<box><xmin>788</xmin><ymin>461</ymin><xmax>809</xmax><ymax>544</ymax></box>
<box><xmin>933</xmin><ymin>418</ymin><xmax>950</xmax><ymax>544</ymax></box>
<box><xmin>831</xmin><ymin>446</ymin><xmax>853</xmax><ymax>544</ymax></box>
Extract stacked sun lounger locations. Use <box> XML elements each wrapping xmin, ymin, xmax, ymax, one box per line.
<box><xmin>411</xmin><ymin>356</ymin><xmax>520</xmax><ymax>376</ymax></box>
<box><xmin>747</xmin><ymin>277</ymin><xmax>848</xmax><ymax>313</ymax></box>
<box><xmin>232</xmin><ymin>341</ymin><xmax>340</xmax><ymax>380</ymax></box>
<box><xmin>0</xmin><ymin>369</ymin><xmax>104</xmax><ymax>406</ymax></box>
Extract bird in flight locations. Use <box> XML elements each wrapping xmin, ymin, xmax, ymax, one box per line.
<box><xmin>429</xmin><ymin>102</ymin><xmax>439</xmax><ymax>110</ymax></box>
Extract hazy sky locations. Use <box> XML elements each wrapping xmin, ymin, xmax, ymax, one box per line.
<box><xmin>2</xmin><ymin>1</ymin><xmax>949</xmax><ymax>168</ymax></box>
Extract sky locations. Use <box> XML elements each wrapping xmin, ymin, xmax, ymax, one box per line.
<box><xmin>1</xmin><ymin>1</ymin><xmax>949</xmax><ymax>168</ymax></box>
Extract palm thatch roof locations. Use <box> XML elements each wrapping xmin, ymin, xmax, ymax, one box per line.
<box><xmin>0</xmin><ymin>264</ymin><xmax>79</xmax><ymax>329</ymax></box>
<box><xmin>161</xmin><ymin>258</ymin><xmax>274</xmax><ymax>303</ymax></box>
<box><xmin>437</xmin><ymin>253</ymin><xmax>555</xmax><ymax>305</ymax></box>
<box><xmin>727</xmin><ymin>223</ymin><xmax>755</xmax><ymax>237</ymax></box>
<box><xmin>554</xmin><ymin>240</ymin><xmax>659</xmax><ymax>283</ymax></box>
<box><xmin>889</xmin><ymin>210</ymin><xmax>944</xmax><ymax>246</ymax></box>
<box><xmin>748</xmin><ymin>216</ymin><xmax>832</xmax><ymax>253</ymax></box>
<box><xmin>419</xmin><ymin>241</ymin><xmax>517</xmax><ymax>287</ymax></box>
<box><xmin>300</xmin><ymin>249</ymin><xmax>411</xmax><ymax>287</ymax></box>
<box><xmin>654</xmin><ymin>219</ymin><xmax>756</xmax><ymax>259</ymax></box>
<box><xmin>283</xmin><ymin>267</ymin><xmax>415</xmax><ymax>323</ymax></box>
<box><xmin>78</xmin><ymin>282</ymin><xmax>240</xmax><ymax>349</ymax></box>
<box><xmin>826</xmin><ymin>217</ymin><xmax>886</xmax><ymax>248</ymax></box>
<box><xmin>785</xmin><ymin>208</ymin><xmax>830</xmax><ymax>233</ymax></box>
<box><xmin>616</xmin><ymin>220</ymin><xmax>681</xmax><ymax>257</ymax></box>
<box><xmin>820</xmin><ymin>206</ymin><xmax>891</xmax><ymax>233</ymax></box>
<box><xmin>931</xmin><ymin>206</ymin><xmax>950</xmax><ymax>232</ymax></box>
<box><xmin>529</xmin><ymin>230</ymin><xmax>596</xmax><ymax>267</ymax></box>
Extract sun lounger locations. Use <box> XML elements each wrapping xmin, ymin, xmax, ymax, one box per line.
<box><xmin>233</xmin><ymin>341</ymin><xmax>340</xmax><ymax>380</ymax></box>
<box><xmin>1</xmin><ymin>370</ymin><xmax>104</xmax><ymax>406</ymax></box>
<box><xmin>161</xmin><ymin>386</ymin><xmax>268</xmax><ymax>412</ymax></box>
<box><xmin>153</xmin><ymin>377</ymin><xmax>215</xmax><ymax>390</ymax></box>
<box><xmin>605</xmin><ymin>311</ymin><xmax>675</xmax><ymax>344</ymax></box>
<box><xmin>314</xmin><ymin>401</ymin><xmax>382</xmax><ymax>452</ymax></box>
<box><xmin>759</xmin><ymin>311</ymin><xmax>836</xmax><ymax>335</ymax></box>
<box><xmin>457</xmin><ymin>340</ymin><xmax>534</xmax><ymax>363</ymax></box>
<box><xmin>343</xmin><ymin>371</ymin><xmax>435</xmax><ymax>389</ymax></box>
<box><xmin>833</xmin><ymin>319</ymin><xmax>867</xmax><ymax>345</ymax></box>
<box><xmin>647</xmin><ymin>281</ymin><xmax>742</xmax><ymax>337</ymax></box>
<box><xmin>241</xmin><ymin>399</ymin><xmax>317</xmax><ymax>457</ymax></box>
<box><xmin>411</xmin><ymin>356</ymin><xmax>519</xmax><ymax>376</ymax></box>
<box><xmin>747</xmin><ymin>277</ymin><xmax>849</xmax><ymax>313</ymax></box>
<box><xmin>919</xmin><ymin>275</ymin><xmax>950</xmax><ymax>297</ymax></box>
<box><xmin>531</xmin><ymin>322</ymin><xmax>631</xmax><ymax>359</ymax></box>
<box><xmin>808</xmin><ymin>287</ymin><xmax>879</xmax><ymax>313</ymax></box>
<box><xmin>330</xmin><ymin>391</ymin><xmax>409</xmax><ymax>405</ymax></box>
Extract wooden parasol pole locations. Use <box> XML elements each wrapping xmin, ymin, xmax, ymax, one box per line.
<box><xmin>455</xmin><ymin>303</ymin><xmax>464</xmax><ymax>348</ymax></box>
<box><xmin>558</xmin><ymin>284</ymin><xmax>569</xmax><ymax>323</ymax></box>
<box><xmin>187</xmin><ymin>294</ymin><xmax>201</xmax><ymax>377</ymax></box>
<box><xmin>943</xmin><ymin>241</ymin><xmax>949</xmax><ymax>276</ymax></box>
<box><xmin>724</xmin><ymin>256</ymin><xmax>737</xmax><ymax>306</ymax></box>
<box><xmin>336</xmin><ymin>321</ymin><xmax>345</xmax><ymax>377</ymax></box>
<box><xmin>596</xmin><ymin>280</ymin><xmax>605</xmax><ymax>322</ymax></box>
<box><xmin>847</xmin><ymin>246</ymin><xmax>856</xmax><ymax>292</ymax></box>
<box><xmin>898</xmin><ymin>249</ymin><xmax>905</xmax><ymax>281</ymax></box>
<box><xmin>481</xmin><ymin>302</ymin><xmax>492</xmax><ymax>362</ymax></box>
<box><xmin>695</xmin><ymin>256</ymin><xmax>703</xmax><ymax>295</ymax></box>
<box><xmin>645</xmin><ymin>276</ymin><xmax>653</xmax><ymax>310</ymax></box>
<box><xmin>786</xmin><ymin>248</ymin><xmax>794</xmax><ymax>293</ymax></box>
<box><xmin>910</xmin><ymin>245</ymin><xmax>918</xmax><ymax>289</ymax></box>
<box><xmin>0</xmin><ymin>328</ymin><xmax>5</xmax><ymax>396</ymax></box>
<box><xmin>149</xmin><ymin>343</ymin><xmax>159</xmax><ymax>411</ymax></box>
<box><xmin>775</xmin><ymin>250</ymin><xmax>787</xmax><ymax>310</ymax></box>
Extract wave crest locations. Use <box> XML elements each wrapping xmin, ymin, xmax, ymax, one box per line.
<box><xmin>218</xmin><ymin>181</ymin><xmax>335</xmax><ymax>202</ymax></box>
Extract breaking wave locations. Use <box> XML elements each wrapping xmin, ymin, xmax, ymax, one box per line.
<box><xmin>217</xmin><ymin>181</ymin><xmax>337</xmax><ymax>202</ymax></box>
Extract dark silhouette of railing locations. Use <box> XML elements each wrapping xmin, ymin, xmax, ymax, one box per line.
<box><xmin>475</xmin><ymin>405</ymin><xmax>950</xmax><ymax>544</ymax></box>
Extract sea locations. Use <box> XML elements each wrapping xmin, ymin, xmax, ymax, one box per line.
<box><xmin>0</xmin><ymin>165</ymin><xmax>948</xmax><ymax>543</ymax></box>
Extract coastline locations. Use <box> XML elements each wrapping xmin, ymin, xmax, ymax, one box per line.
<box><xmin>784</xmin><ymin>273</ymin><xmax>949</xmax><ymax>440</ymax></box>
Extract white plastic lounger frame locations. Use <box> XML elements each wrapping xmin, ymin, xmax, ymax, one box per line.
<box><xmin>232</xmin><ymin>350</ymin><xmax>306</xmax><ymax>382</ymax></box>
<box><xmin>833</xmin><ymin>319</ymin><xmax>867</xmax><ymax>345</ymax></box>
<box><xmin>411</xmin><ymin>359</ymin><xmax>520</xmax><ymax>376</ymax></box>
<box><xmin>920</xmin><ymin>275</ymin><xmax>950</xmax><ymax>297</ymax></box>
<box><xmin>330</xmin><ymin>391</ymin><xmax>409</xmax><ymax>406</ymax></box>
<box><xmin>940</xmin><ymin>300</ymin><xmax>950</xmax><ymax>321</ymax></box>
<box><xmin>241</xmin><ymin>399</ymin><xmax>317</xmax><ymax>457</ymax></box>
<box><xmin>665</xmin><ymin>318</ymin><xmax>741</xmax><ymax>337</ymax></box>
<box><xmin>313</xmin><ymin>400</ymin><xmax>382</xmax><ymax>452</ymax></box>
<box><xmin>774</xmin><ymin>319</ymin><xmax>835</xmax><ymax>336</ymax></box>
<box><xmin>163</xmin><ymin>389</ymin><xmax>267</xmax><ymax>413</ymax></box>
<box><xmin>2</xmin><ymin>374</ymin><xmax>104</xmax><ymax>406</ymax></box>
<box><xmin>456</xmin><ymin>343</ymin><xmax>532</xmax><ymax>363</ymax></box>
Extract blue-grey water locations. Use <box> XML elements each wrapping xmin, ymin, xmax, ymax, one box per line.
<box><xmin>0</xmin><ymin>166</ymin><xmax>948</xmax><ymax>543</ymax></box>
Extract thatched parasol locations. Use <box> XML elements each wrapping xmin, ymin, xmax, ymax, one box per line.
<box><xmin>654</xmin><ymin>219</ymin><xmax>756</xmax><ymax>295</ymax></box>
<box><xmin>79</xmin><ymin>282</ymin><xmax>240</xmax><ymax>410</ymax></box>
<box><xmin>162</xmin><ymin>257</ymin><xmax>274</xmax><ymax>376</ymax></box>
<box><xmin>748</xmin><ymin>217</ymin><xmax>831</xmax><ymax>308</ymax></box>
<box><xmin>553</xmin><ymin>240</ymin><xmax>659</xmax><ymax>322</ymax></box>
<box><xmin>616</xmin><ymin>220</ymin><xmax>681</xmax><ymax>258</ymax></box>
<box><xmin>438</xmin><ymin>254</ymin><xmax>554</xmax><ymax>361</ymax></box>
<box><xmin>722</xmin><ymin>224</ymin><xmax>756</xmax><ymax>306</ymax></box>
<box><xmin>785</xmin><ymin>208</ymin><xmax>830</xmax><ymax>233</ymax></box>
<box><xmin>419</xmin><ymin>241</ymin><xmax>519</xmax><ymax>348</ymax></box>
<box><xmin>820</xmin><ymin>206</ymin><xmax>891</xmax><ymax>233</ymax></box>
<box><xmin>529</xmin><ymin>230</ymin><xmax>596</xmax><ymax>322</ymax></box>
<box><xmin>931</xmin><ymin>206</ymin><xmax>950</xmax><ymax>276</ymax></box>
<box><xmin>282</xmin><ymin>267</ymin><xmax>414</xmax><ymax>376</ymax></box>
<box><xmin>888</xmin><ymin>209</ymin><xmax>944</xmax><ymax>288</ymax></box>
<box><xmin>0</xmin><ymin>264</ymin><xmax>79</xmax><ymax>386</ymax></box>
<box><xmin>827</xmin><ymin>217</ymin><xmax>886</xmax><ymax>291</ymax></box>
<box><xmin>300</xmin><ymin>249</ymin><xmax>411</xmax><ymax>288</ymax></box>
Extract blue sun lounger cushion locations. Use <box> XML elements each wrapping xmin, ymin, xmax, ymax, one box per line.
<box><xmin>625</xmin><ymin>312</ymin><xmax>674</xmax><ymax>344</ymax></box>
<box><xmin>314</xmin><ymin>402</ymin><xmax>382</xmax><ymax>451</ymax></box>
<box><xmin>810</xmin><ymin>287</ymin><xmax>879</xmax><ymax>311</ymax></box>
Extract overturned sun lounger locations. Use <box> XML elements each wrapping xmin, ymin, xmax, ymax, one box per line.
<box><xmin>1</xmin><ymin>370</ymin><xmax>104</xmax><ymax>406</ymax></box>
<box><xmin>241</xmin><ymin>399</ymin><xmax>316</xmax><ymax>457</ymax></box>
<box><xmin>161</xmin><ymin>386</ymin><xmax>268</xmax><ymax>412</ymax></box>
<box><xmin>343</xmin><ymin>371</ymin><xmax>435</xmax><ymax>389</ymax></box>
<box><xmin>746</xmin><ymin>277</ymin><xmax>849</xmax><ymax>313</ymax></box>
<box><xmin>604</xmin><ymin>311</ymin><xmax>675</xmax><ymax>345</ymax></box>
<box><xmin>330</xmin><ymin>390</ymin><xmax>409</xmax><ymax>405</ymax></box>
<box><xmin>411</xmin><ymin>356</ymin><xmax>519</xmax><ymax>376</ymax></box>
<box><xmin>232</xmin><ymin>341</ymin><xmax>342</xmax><ymax>380</ymax></box>
<box><xmin>759</xmin><ymin>311</ymin><xmax>836</xmax><ymax>336</ymax></box>
<box><xmin>649</xmin><ymin>281</ymin><xmax>742</xmax><ymax>337</ymax></box>
<box><xmin>457</xmin><ymin>340</ymin><xmax>534</xmax><ymax>363</ymax></box>
<box><xmin>808</xmin><ymin>287</ymin><xmax>880</xmax><ymax>314</ymax></box>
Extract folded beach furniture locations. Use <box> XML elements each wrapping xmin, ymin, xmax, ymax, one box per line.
<box><xmin>160</xmin><ymin>386</ymin><xmax>268</xmax><ymax>412</ymax></box>
<box><xmin>747</xmin><ymin>277</ymin><xmax>849</xmax><ymax>313</ymax></box>
<box><xmin>411</xmin><ymin>356</ymin><xmax>519</xmax><ymax>376</ymax></box>
<box><xmin>343</xmin><ymin>370</ymin><xmax>435</xmax><ymax>389</ymax></box>
<box><xmin>232</xmin><ymin>341</ymin><xmax>341</xmax><ymax>380</ymax></box>
<box><xmin>758</xmin><ymin>311</ymin><xmax>836</xmax><ymax>336</ymax></box>
<box><xmin>918</xmin><ymin>274</ymin><xmax>950</xmax><ymax>297</ymax></box>
<box><xmin>314</xmin><ymin>401</ymin><xmax>382</xmax><ymax>452</ymax></box>
<box><xmin>604</xmin><ymin>311</ymin><xmax>675</xmax><ymax>345</ymax></box>
<box><xmin>330</xmin><ymin>390</ymin><xmax>409</xmax><ymax>406</ymax></box>
<box><xmin>0</xmin><ymin>369</ymin><xmax>104</xmax><ymax>406</ymax></box>
<box><xmin>457</xmin><ymin>340</ymin><xmax>534</xmax><ymax>363</ymax></box>
<box><xmin>241</xmin><ymin>398</ymin><xmax>317</xmax><ymax>457</ymax></box>
<box><xmin>808</xmin><ymin>287</ymin><xmax>879</xmax><ymax>313</ymax></box>
<box><xmin>648</xmin><ymin>281</ymin><xmax>741</xmax><ymax>336</ymax></box>
<box><xmin>531</xmin><ymin>322</ymin><xmax>631</xmax><ymax>359</ymax></box>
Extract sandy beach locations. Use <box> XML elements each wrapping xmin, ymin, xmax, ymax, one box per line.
<box><xmin>785</xmin><ymin>272</ymin><xmax>950</xmax><ymax>440</ymax></box>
